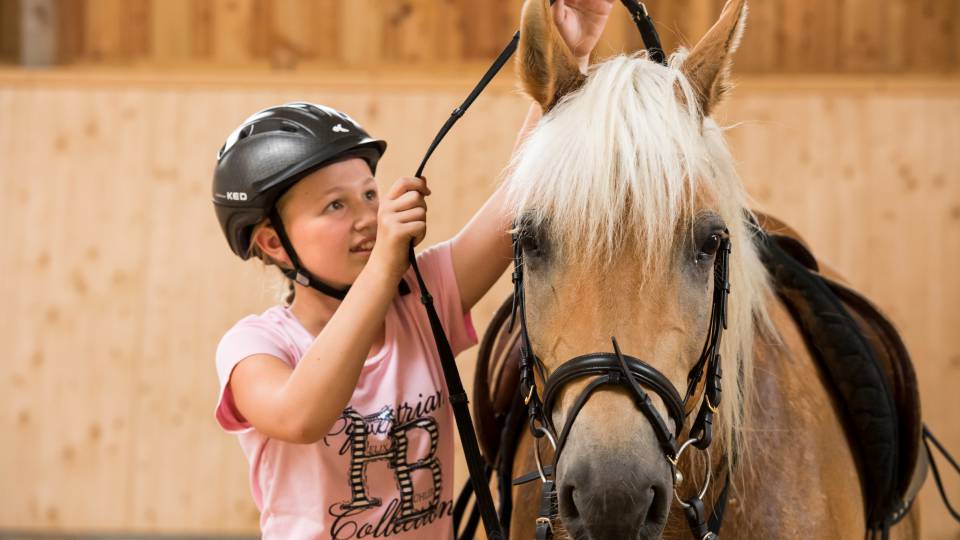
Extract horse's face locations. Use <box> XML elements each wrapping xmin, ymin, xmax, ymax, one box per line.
<box><xmin>511</xmin><ymin>1</ymin><xmax>750</xmax><ymax>538</ymax></box>
<box><xmin>517</xmin><ymin>203</ymin><xmax>728</xmax><ymax>538</ymax></box>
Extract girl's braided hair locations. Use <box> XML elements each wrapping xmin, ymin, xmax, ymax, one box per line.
<box><xmin>247</xmin><ymin>221</ymin><xmax>296</xmax><ymax>307</ymax></box>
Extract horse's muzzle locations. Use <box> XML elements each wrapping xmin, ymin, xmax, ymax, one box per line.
<box><xmin>557</xmin><ymin>454</ymin><xmax>672</xmax><ymax>539</ymax></box>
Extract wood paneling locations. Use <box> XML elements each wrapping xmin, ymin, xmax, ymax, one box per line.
<box><xmin>0</xmin><ymin>69</ymin><xmax>957</xmax><ymax>538</ymax></box>
<box><xmin>0</xmin><ymin>0</ymin><xmax>20</xmax><ymax>63</ymax></box>
<box><xmin>2</xmin><ymin>0</ymin><xmax>958</xmax><ymax>72</ymax></box>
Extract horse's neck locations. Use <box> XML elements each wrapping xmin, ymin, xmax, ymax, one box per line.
<box><xmin>698</xmin><ymin>298</ymin><xmax>867</xmax><ymax>537</ymax></box>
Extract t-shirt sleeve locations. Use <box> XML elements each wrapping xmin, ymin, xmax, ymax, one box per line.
<box><xmin>409</xmin><ymin>240</ymin><xmax>479</xmax><ymax>357</ymax></box>
<box><xmin>213</xmin><ymin>320</ymin><xmax>292</xmax><ymax>434</ymax></box>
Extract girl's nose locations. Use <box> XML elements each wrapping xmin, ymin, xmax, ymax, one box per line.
<box><xmin>355</xmin><ymin>204</ymin><xmax>378</xmax><ymax>231</ymax></box>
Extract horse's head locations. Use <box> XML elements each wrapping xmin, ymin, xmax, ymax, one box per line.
<box><xmin>508</xmin><ymin>1</ymin><xmax>772</xmax><ymax>537</ymax></box>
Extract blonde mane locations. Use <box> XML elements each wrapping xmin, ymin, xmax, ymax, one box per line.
<box><xmin>504</xmin><ymin>50</ymin><xmax>775</xmax><ymax>465</ymax></box>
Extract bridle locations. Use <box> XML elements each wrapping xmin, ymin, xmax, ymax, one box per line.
<box><xmin>508</xmin><ymin>225</ymin><xmax>732</xmax><ymax>540</ymax></box>
<box><xmin>409</xmin><ymin>1</ymin><xmax>736</xmax><ymax>538</ymax></box>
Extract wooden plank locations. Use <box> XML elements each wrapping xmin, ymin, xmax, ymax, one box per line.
<box><xmin>19</xmin><ymin>0</ymin><xmax>55</xmax><ymax>66</ymax></box>
<box><xmin>149</xmin><ymin>0</ymin><xmax>194</xmax><ymax>64</ymax></box>
<box><xmin>454</xmin><ymin>0</ymin><xmax>521</xmax><ymax>61</ymax></box>
<box><xmin>264</xmin><ymin>0</ymin><xmax>340</xmax><ymax>69</ymax></box>
<box><xmin>121</xmin><ymin>0</ymin><xmax>150</xmax><ymax>61</ymax></box>
<box><xmin>247</xmin><ymin>0</ymin><xmax>338</xmax><ymax>66</ymax></box>
<box><xmin>882</xmin><ymin>0</ymin><xmax>908</xmax><ymax>72</ymax></box>
<box><xmin>379</xmin><ymin>0</ymin><xmax>463</xmax><ymax>64</ymax></box>
<box><xmin>839</xmin><ymin>0</ymin><xmax>886</xmax><ymax>72</ymax></box>
<box><xmin>905</xmin><ymin>0</ymin><xmax>959</xmax><ymax>72</ymax></box>
<box><xmin>735</xmin><ymin>0</ymin><xmax>778</xmax><ymax>72</ymax></box>
<box><xmin>0</xmin><ymin>0</ymin><xmax>20</xmax><ymax>63</ymax></box>
<box><xmin>210</xmin><ymin>0</ymin><xmax>254</xmax><ymax>65</ymax></box>
<box><xmin>190</xmin><ymin>0</ymin><xmax>215</xmax><ymax>61</ymax></box>
<box><xmin>337</xmin><ymin>0</ymin><xmax>382</xmax><ymax>67</ymax></box>
<box><xmin>53</xmin><ymin>0</ymin><xmax>83</xmax><ymax>65</ymax></box>
<box><xmin>82</xmin><ymin>0</ymin><xmax>124</xmax><ymax>62</ymax></box>
<box><xmin>779</xmin><ymin>0</ymin><xmax>843</xmax><ymax>72</ymax></box>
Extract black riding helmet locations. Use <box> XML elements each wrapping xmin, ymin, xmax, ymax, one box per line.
<box><xmin>213</xmin><ymin>102</ymin><xmax>406</xmax><ymax>300</ymax></box>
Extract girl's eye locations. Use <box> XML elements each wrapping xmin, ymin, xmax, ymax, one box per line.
<box><xmin>326</xmin><ymin>200</ymin><xmax>343</xmax><ymax>212</ymax></box>
<box><xmin>364</xmin><ymin>190</ymin><xmax>377</xmax><ymax>201</ymax></box>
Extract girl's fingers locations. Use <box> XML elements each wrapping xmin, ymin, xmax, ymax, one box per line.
<box><xmin>393</xmin><ymin>207</ymin><xmax>427</xmax><ymax>224</ymax></box>
<box><xmin>390</xmin><ymin>220</ymin><xmax>427</xmax><ymax>246</ymax></box>
<box><xmin>389</xmin><ymin>190</ymin><xmax>428</xmax><ymax>211</ymax></box>
<box><xmin>386</xmin><ymin>176</ymin><xmax>430</xmax><ymax>199</ymax></box>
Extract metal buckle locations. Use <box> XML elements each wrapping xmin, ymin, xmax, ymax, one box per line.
<box><xmin>706</xmin><ymin>395</ymin><xmax>720</xmax><ymax>414</ymax></box>
<box><xmin>536</xmin><ymin>517</ymin><xmax>553</xmax><ymax>531</ymax></box>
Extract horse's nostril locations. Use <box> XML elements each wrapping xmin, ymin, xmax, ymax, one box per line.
<box><xmin>644</xmin><ymin>485</ymin><xmax>667</xmax><ymax>525</ymax></box>
<box><xmin>560</xmin><ymin>483</ymin><xmax>580</xmax><ymax>520</ymax></box>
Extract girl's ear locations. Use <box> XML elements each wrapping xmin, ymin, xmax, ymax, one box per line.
<box><xmin>518</xmin><ymin>0</ymin><xmax>585</xmax><ymax>112</ymax></box>
<box><xmin>251</xmin><ymin>223</ymin><xmax>290</xmax><ymax>267</ymax></box>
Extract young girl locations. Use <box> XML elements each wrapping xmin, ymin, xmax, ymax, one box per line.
<box><xmin>211</xmin><ymin>3</ymin><xmax>611</xmax><ymax>538</ymax></box>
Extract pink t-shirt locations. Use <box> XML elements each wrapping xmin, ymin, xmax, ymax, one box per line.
<box><xmin>214</xmin><ymin>241</ymin><xmax>478</xmax><ymax>540</ymax></box>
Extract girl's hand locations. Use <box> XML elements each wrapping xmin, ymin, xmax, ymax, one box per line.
<box><xmin>370</xmin><ymin>176</ymin><xmax>430</xmax><ymax>279</ymax></box>
<box><xmin>551</xmin><ymin>0</ymin><xmax>614</xmax><ymax>69</ymax></box>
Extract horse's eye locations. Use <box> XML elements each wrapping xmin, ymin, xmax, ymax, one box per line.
<box><xmin>697</xmin><ymin>233</ymin><xmax>722</xmax><ymax>262</ymax></box>
<box><xmin>519</xmin><ymin>229</ymin><xmax>540</xmax><ymax>254</ymax></box>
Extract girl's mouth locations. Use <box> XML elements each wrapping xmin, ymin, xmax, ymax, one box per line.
<box><xmin>350</xmin><ymin>240</ymin><xmax>375</xmax><ymax>253</ymax></box>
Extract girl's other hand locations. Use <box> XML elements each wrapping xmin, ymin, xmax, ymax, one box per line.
<box><xmin>370</xmin><ymin>176</ymin><xmax>430</xmax><ymax>279</ymax></box>
<box><xmin>551</xmin><ymin>0</ymin><xmax>614</xmax><ymax>70</ymax></box>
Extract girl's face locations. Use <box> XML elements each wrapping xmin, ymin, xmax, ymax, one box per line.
<box><xmin>275</xmin><ymin>158</ymin><xmax>379</xmax><ymax>288</ymax></box>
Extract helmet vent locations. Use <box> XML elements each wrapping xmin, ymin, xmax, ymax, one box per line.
<box><xmin>280</xmin><ymin>122</ymin><xmax>299</xmax><ymax>133</ymax></box>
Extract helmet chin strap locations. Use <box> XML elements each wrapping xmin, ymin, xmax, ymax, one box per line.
<box><xmin>267</xmin><ymin>208</ymin><xmax>409</xmax><ymax>301</ymax></box>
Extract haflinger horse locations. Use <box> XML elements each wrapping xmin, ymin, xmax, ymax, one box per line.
<box><xmin>495</xmin><ymin>0</ymin><xmax>923</xmax><ymax>538</ymax></box>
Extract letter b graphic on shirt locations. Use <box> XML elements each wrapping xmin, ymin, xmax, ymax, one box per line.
<box><xmin>338</xmin><ymin>407</ymin><xmax>442</xmax><ymax>522</ymax></box>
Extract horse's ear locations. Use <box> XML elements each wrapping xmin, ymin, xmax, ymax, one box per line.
<box><xmin>680</xmin><ymin>0</ymin><xmax>748</xmax><ymax>117</ymax></box>
<box><xmin>518</xmin><ymin>0</ymin><xmax>585</xmax><ymax>111</ymax></box>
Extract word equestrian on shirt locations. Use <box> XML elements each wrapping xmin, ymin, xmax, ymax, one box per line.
<box><xmin>325</xmin><ymin>391</ymin><xmax>446</xmax><ymax>451</ymax></box>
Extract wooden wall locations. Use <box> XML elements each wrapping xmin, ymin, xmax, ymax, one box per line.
<box><xmin>0</xmin><ymin>0</ymin><xmax>958</xmax><ymax>72</ymax></box>
<box><xmin>0</xmin><ymin>68</ymin><xmax>958</xmax><ymax>539</ymax></box>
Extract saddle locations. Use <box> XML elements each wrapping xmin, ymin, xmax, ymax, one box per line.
<box><xmin>472</xmin><ymin>211</ymin><xmax>927</xmax><ymax>533</ymax></box>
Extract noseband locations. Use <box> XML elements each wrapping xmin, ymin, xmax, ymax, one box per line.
<box><xmin>509</xmin><ymin>225</ymin><xmax>732</xmax><ymax>540</ymax></box>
